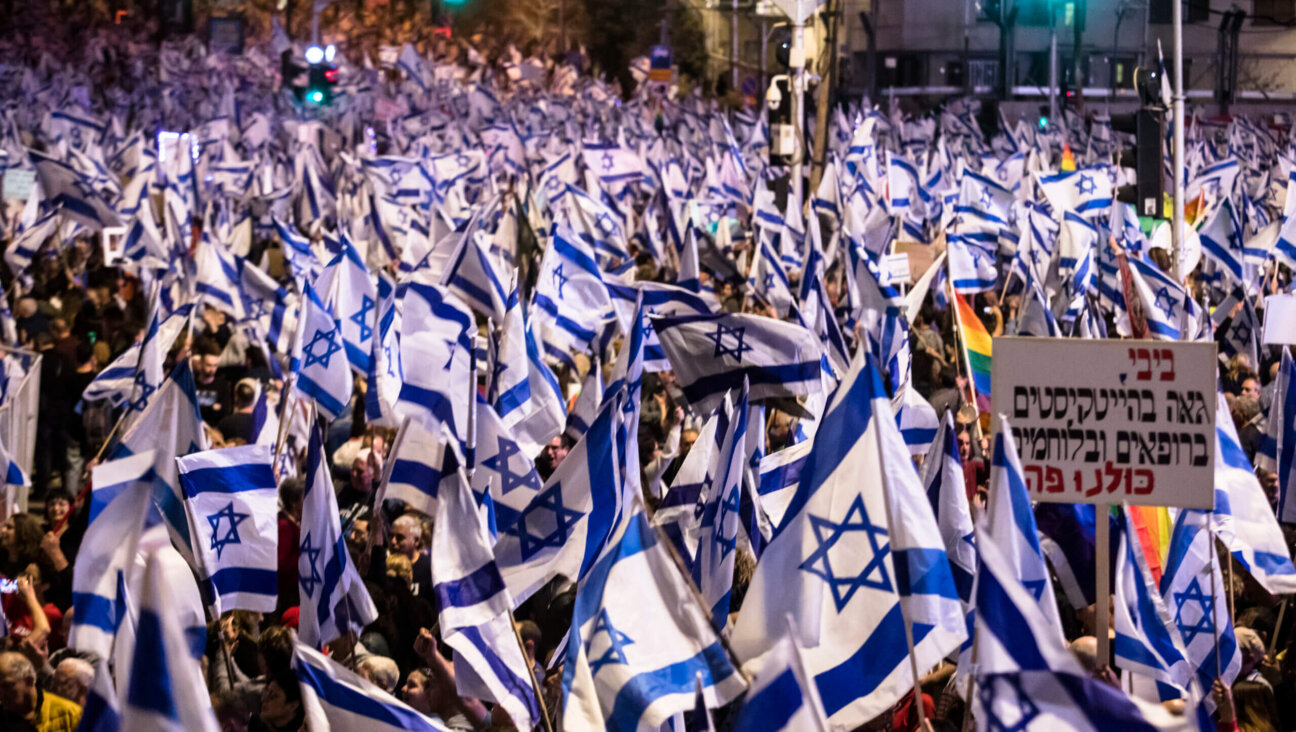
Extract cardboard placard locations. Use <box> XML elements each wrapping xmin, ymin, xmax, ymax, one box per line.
<box><xmin>990</xmin><ymin>338</ymin><xmax>1216</xmax><ymax>509</ymax></box>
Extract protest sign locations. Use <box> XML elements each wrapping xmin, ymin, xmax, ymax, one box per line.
<box><xmin>990</xmin><ymin>338</ymin><xmax>1216</xmax><ymax>510</ymax></box>
<box><xmin>1264</xmin><ymin>293</ymin><xmax>1296</xmax><ymax>346</ymax></box>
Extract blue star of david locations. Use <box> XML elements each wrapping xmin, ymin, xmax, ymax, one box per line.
<box><xmin>546</xmin><ymin>175</ymin><xmax>563</xmax><ymax>192</ymax></box>
<box><xmin>586</xmin><ymin>608</ymin><xmax>634</xmax><ymax>675</ymax></box>
<box><xmin>799</xmin><ymin>494</ymin><xmax>892</xmax><ymax>612</ymax></box>
<box><xmin>1075</xmin><ymin>174</ymin><xmax>1096</xmax><ymax>196</ymax></box>
<box><xmin>244</xmin><ymin>297</ymin><xmax>267</xmax><ymax>321</ymax></box>
<box><xmin>601</xmin><ymin>151</ymin><xmax>615</xmax><ymax>172</ymax></box>
<box><xmin>505</xmin><ymin>482</ymin><xmax>584</xmax><ymax>561</ymax></box>
<box><xmin>1232</xmin><ymin>320</ymin><xmax>1252</xmax><ymax>345</ymax></box>
<box><xmin>859</xmin><ymin>144</ymin><xmax>873</xmax><ymax>162</ymax></box>
<box><xmin>552</xmin><ymin>263</ymin><xmax>570</xmax><ymax>298</ymax></box>
<box><xmin>303</xmin><ymin>328</ymin><xmax>342</xmax><ymax>370</ymax></box>
<box><xmin>979</xmin><ymin>187</ymin><xmax>994</xmax><ymax>211</ymax></box>
<box><xmin>455</xmin><ymin>153</ymin><xmax>471</xmax><ymax>169</ymax></box>
<box><xmin>595</xmin><ymin>212</ymin><xmax>617</xmax><ymax>236</ymax></box>
<box><xmin>384</xmin><ymin>344</ymin><xmax>399</xmax><ymax>378</ymax></box>
<box><xmin>350</xmin><ymin>295</ymin><xmax>375</xmax><ymax>343</ymax></box>
<box><xmin>705</xmin><ymin>323</ymin><xmax>753</xmax><ymax>362</ymax></box>
<box><xmin>207</xmin><ymin>502</ymin><xmax>250</xmax><ymax>561</ymax></box>
<box><xmin>1203</xmin><ymin>178</ymin><xmax>1221</xmax><ymax>198</ymax></box>
<box><xmin>442</xmin><ymin>338</ymin><xmax>460</xmax><ymax>370</ymax></box>
<box><xmin>483</xmin><ymin>436</ymin><xmax>540</xmax><ymax>496</ymax></box>
<box><xmin>1021</xmin><ymin>578</ymin><xmax>1047</xmax><ymax>602</ymax></box>
<box><xmin>1173</xmin><ymin>577</ymin><xmax>1216</xmax><ymax>646</ymax></box>
<box><xmin>129</xmin><ymin>371</ymin><xmax>156</xmax><ymax>413</ymax></box>
<box><xmin>713</xmin><ymin>487</ymin><xmax>740</xmax><ymax>562</ymax></box>
<box><xmin>299</xmin><ymin>532</ymin><xmax>323</xmax><ymax>598</ymax></box>
<box><xmin>764</xmin><ymin>271</ymin><xmax>776</xmax><ymax>291</ymax></box>
<box><xmin>978</xmin><ymin>674</ymin><xmax>1041</xmax><ymax>732</ymax></box>
<box><xmin>1153</xmin><ymin>286</ymin><xmax>1178</xmax><ymax>318</ymax></box>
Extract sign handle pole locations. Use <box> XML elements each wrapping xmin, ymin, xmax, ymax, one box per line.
<box><xmin>1209</xmin><ymin>524</ymin><xmax>1223</xmax><ymax>679</ymax></box>
<box><xmin>1094</xmin><ymin>504</ymin><xmax>1111</xmax><ymax>670</ymax></box>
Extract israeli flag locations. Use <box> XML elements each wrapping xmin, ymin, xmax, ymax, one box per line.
<box><xmin>193</xmin><ymin>236</ymin><xmax>246</xmax><ymax>319</ymax></box>
<box><xmin>1275</xmin><ymin>210</ymin><xmax>1296</xmax><ymax>270</ymax></box>
<box><xmin>947</xmin><ymin>232</ymin><xmax>998</xmax><ymax>294</ymax></box>
<box><xmin>108</xmin><ymin>361</ymin><xmax>210</xmax><ymax>567</ymax></box>
<box><xmin>694</xmin><ymin>382</ymin><xmax>748</xmax><ymax>630</ymax></box>
<box><xmin>396</xmin><ymin>281</ymin><xmax>474</xmax><ymax>443</ymax></box>
<box><xmin>731</xmin><ymin>353</ymin><xmax>965</xmax><ymax>729</ymax></box>
<box><xmin>757</xmin><ymin>440</ymin><xmax>811</xmax><ymax>530</ymax></box>
<box><xmin>294</xmin><ymin>642</ymin><xmax>452</xmax><ymax>732</ymax></box>
<box><xmin>83</xmin><ymin>299</ymin><xmax>193</xmax><ymax>409</ymax></box>
<box><xmin>366</xmin><ymin>272</ymin><xmax>403</xmax><ymax>428</ymax></box>
<box><xmin>298</xmin><ymin>423</ymin><xmax>378</xmax><ymax>648</ymax></box>
<box><xmin>474</xmin><ymin>396</ymin><xmax>544</xmax><ymax>536</ymax></box>
<box><xmin>376</xmin><ymin>419</ymin><xmax>455</xmax><ymax>519</ymax></box>
<box><xmin>238</xmin><ymin>258</ymin><xmax>298</xmax><ymax>356</ymax></box>
<box><xmin>1114</xmin><ymin>507</ymin><xmax>1192</xmax><ymax>691</ymax></box>
<box><xmin>986</xmin><ymin>417</ymin><xmax>1065</xmax><ymax>634</ymax></box>
<box><xmin>957</xmin><ymin>170</ymin><xmax>1016</xmax><ymax>230</ymax></box>
<box><xmin>30</xmin><ymin>149</ymin><xmax>122</xmax><ymax>229</ymax></box>
<box><xmin>4</xmin><ymin>211</ymin><xmax>59</xmax><ymax>274</ymax></box>
<box><xmin>273</xmin><ymin>217</ymin><xmax>323</xmax><ymax>288</ymax></box>
<box><xmin>733</xmin><ymin>633</ymin><xmax>830</xmax><ymax>732</ymax></box>
<box><xmin>1125</xmin><ymin>257</ymin><xmax>1193</xmax><ymax>341</ymax></box>
<box><xmin>1259</xmin><ymin>348</ymin><xmax>1296</xmax><ymax>523</ymax></box>
<box><xmin>606</xmin><ymin>281</ymin><xmax>712</xmax><ymax>373</ymax></box>
<box><xmin>583</xmin><ymin>143</ymin><xmax>644</xmax><ymax>186</ymax></box>
<box><xmin>654</xmin><ymin>401</ymin><xmax>729</xmax><ymax>563</ymax></box>
<box><xmin>122</xmin><ymin>544</ymin><xmax>220</xmax><ymax>732</ymax></box>
<box><xmin>177</xmin><ymin>445</ymin><xmax>279</xmax><ymax>615</ymax></box>
<box><xmin>495</xmin><ymin>390</ymin><xmax>624</xmax><ymax>606</ymax></box>
<box><xmin>431</xmin><ymin>450</ymin><xmax>540</xmax><ymax>731</ymax></box>
<box><xmin>532</xmin><ymin>225</ymin><xmax>615</xmax><ymax>358</ymax></box>
<box><xmin>444</xmin><ymin>228</ymin><xmax>510</xmax><ymax>321</ymax></box>
<box><xmin>652</xmin><ymin>312</ymin><xmax>824</xmax><ymax>415</ymax></box>
<box><xmin>490</xmin><ymin>288</ymin><xmax>566</xmax><ymax>457</ymax></box>
<box><xmin>749</xmin><ymin>238</ymin><xmax>796</xmax><ymax>316</ymax></box>
<box><xmin>291</xmin><ymin>283</ymin><xmax>353</xmax><ymax>421</ymax></box>
<box><xmin>69</xmin><ymin>451</ymin><xmax>156</xmax><ymax>659</ymax></box>
<box><xmin>1016</xmin><ymin>273</ymin><xmax>1061</xmax><ymax>338</ymax></box>
<box><xmin>893</xmin><ymin>378</ymin><xmax>940</xmax><ymax>457</ymax></box>
<box><xmin>562</xmin><ymin>507</ymin><xmax>747</xmax><ymax>730</ymax></box>
<box><xmin>920</xmin><ymin>415</ymin><xmax>977</xmax><ymax>614</ymax></box>
<box><xmin>973</xmin><ymin>529</ymin><xmax>1202</xmax><ymax>732</ymax></box>
<box><xmin>1198</xmin><ymin>197</ymin><xmax>1246</xmax><ymax>285</ymax></box>
<box><xmin>1036</xmin><ymin>166</ymin><xmax>1113</xmax><ymax>219</ymax></box>
<box><xmin>314</xmin><ymin>236</ymin><xmax>378</xmax><ymax>375</ymax></box>
<box><xmin>565</xmin><ymin>362</ymin><xmax>604</xmax><ymax>444</ymax></box>
<box><xmin>79</xmin><ymin>660</ymin><xmax>121</xmax><ymax>732</ymax></box>
<box><xmin>1160</xmin><ymin>509</ymin><xmax>1241</xmax><ymax>693</ymax></box>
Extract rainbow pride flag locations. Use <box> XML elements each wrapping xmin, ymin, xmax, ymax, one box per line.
<box><xmin>954</xmin><ymin>292</ymin><xmax>992</xmax><ymax>412</ymax></box>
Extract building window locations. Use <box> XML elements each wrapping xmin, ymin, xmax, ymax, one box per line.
<box><xmin>1253</xmin><ymin>0</ymin><xmax>1296</xmax><ymax>24</ymax></box>
<box><xmin>1150</xmin><ymin>0</ymin><xmax>1210</xmax><ymax>23</ymax></box>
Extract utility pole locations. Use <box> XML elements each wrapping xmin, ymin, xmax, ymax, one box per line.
<box><xmin>733</xmin><ymin>0</ymin><xmax>740</xmax><ymax>90</ymax></box>
<box><xmin>790</xmin><ymin>0</ymin><xmax>805</xmax><ymax>206</ymax></box>
<box><xmin>1072</xmin><ymin>0</ymin><xmax>1085</xmax><ymax>108</ymax></box>
<box><xmin>1048</xmin><ymin>4</ymin><xmax>1058</xmax><ymax>122</ymax></box>
<box><xmin>1171</xmin><ymin>0</ymin><xmax>1185</xmax><ymax>278</ymax></box>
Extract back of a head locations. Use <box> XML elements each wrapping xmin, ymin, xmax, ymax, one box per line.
<box><xmin>0</xmin><ymin>651</ymin><xmax>34</xmax><ymax>681</ymax></box>
<box><xmin>56</xmin><ymin>657</ymin><xmax>94</xmax><ymax>688</ymax></box>
<box><xmin>279</xmin><ymin>477</ymin><xmax>305</xmax><ymax>511</ymax></box>
<box><xmin>358</xmin><ymin>655</ymin><xmax>399</xmax><ymax>693</ymax></box>
<box><xmin>1233</xmin><ymin>679</ymin><xmax>1279</xmax><ymax>732</ymax></box>
<box><xmin>1068</xmin><ymin>636</ymin><xmax>1098</xmax><ymax>673</ymax></box>
<box><xmin>258</xmin><ymin>625</ymin><xmax>295</xmax><ymax>675</ymax></box>
<box><xmin>234</xmin><ymin>379</ymin><xmax>258</xmax><ymax>408</ymax></box>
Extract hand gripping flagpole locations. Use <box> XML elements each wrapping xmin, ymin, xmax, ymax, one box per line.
<box><xmin>872</xmin><ymin>395</ymin><xmax>927</xmax><ymax>725</ymax></box>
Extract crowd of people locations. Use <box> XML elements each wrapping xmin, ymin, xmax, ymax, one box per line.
<box><xmin>0</xmin><ymin>9</ymin><xmax>1291</xmax><ymax>732</ymax></box>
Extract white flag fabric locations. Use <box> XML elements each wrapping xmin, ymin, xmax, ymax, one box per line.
<box><xmin>396</xmin><ymin>280</ymin><xmax>475</xmax><ymax>444</ymax></box>
<box><xmin>294</xmin><ymin>642</ymin><xmax>451</xmax><ymax>732</ymax></box>
<box><xmin>732</xmin><ymin>632</ymin><xmax>830</xmax><ymax>732</ymax></box>
<box><xmin>292</xmin><ymin>282</ymin><xmax>354</xmax><ymax>421</ymax></box>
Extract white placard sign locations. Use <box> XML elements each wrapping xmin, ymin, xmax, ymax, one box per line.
<box><xmin>1264</xmin><ymin>293</ymin><xmax>1296</xmax><ymax>346</ymax></box>
<box><xmin>880</xmin><ymin>253</ymin><xmax>911</xmax><ymax>286</ymax></box>
<box><xmin>990</xmin><ymin>338</ymin><xmax>1216</xmax><ymax>509</ymax></box>
<box><xmin>2</xmin><ymin>170</ymin><xmax>35</xmax><ymax>201</ymax></box>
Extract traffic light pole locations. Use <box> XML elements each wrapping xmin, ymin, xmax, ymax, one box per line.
<box><xmin>1048</xmin><ymin>5</ymin><xmax>1058</xmax><ymax>122</ymax></box>
<box><xmin>1171</xmin><ymin>0</ymin><xmax>1185</xmax><ymax>278</ymax></box>
<box><xmin>790</xmin><ymin>0</ymin><xmax>804</xmax><ymax>208</ymax></box>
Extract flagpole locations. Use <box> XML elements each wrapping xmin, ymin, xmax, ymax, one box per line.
<box><xmin>506</xmin><ymin>607</ymin><xmax>556</xmax><ymax>732</ymax></box>
<box><xmin>1209</xmin><ymin>524</ymin><xmax>1223</xmax><ymax>680</ymax></box>
<box><xmin>873</xmin><ymin>400</ymin><xmax>926</xmax><ymax>725</ymax></box>
<box><xmin>271</xmin><ymin>377</ymin><xmax>296</xmax><ymax>470</ymax></box>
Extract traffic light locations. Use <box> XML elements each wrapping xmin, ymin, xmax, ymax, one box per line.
<box><xmin>303</xmin><ymin>45</ymin><xmax>339</xmax><ymax>107</ymax></box>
